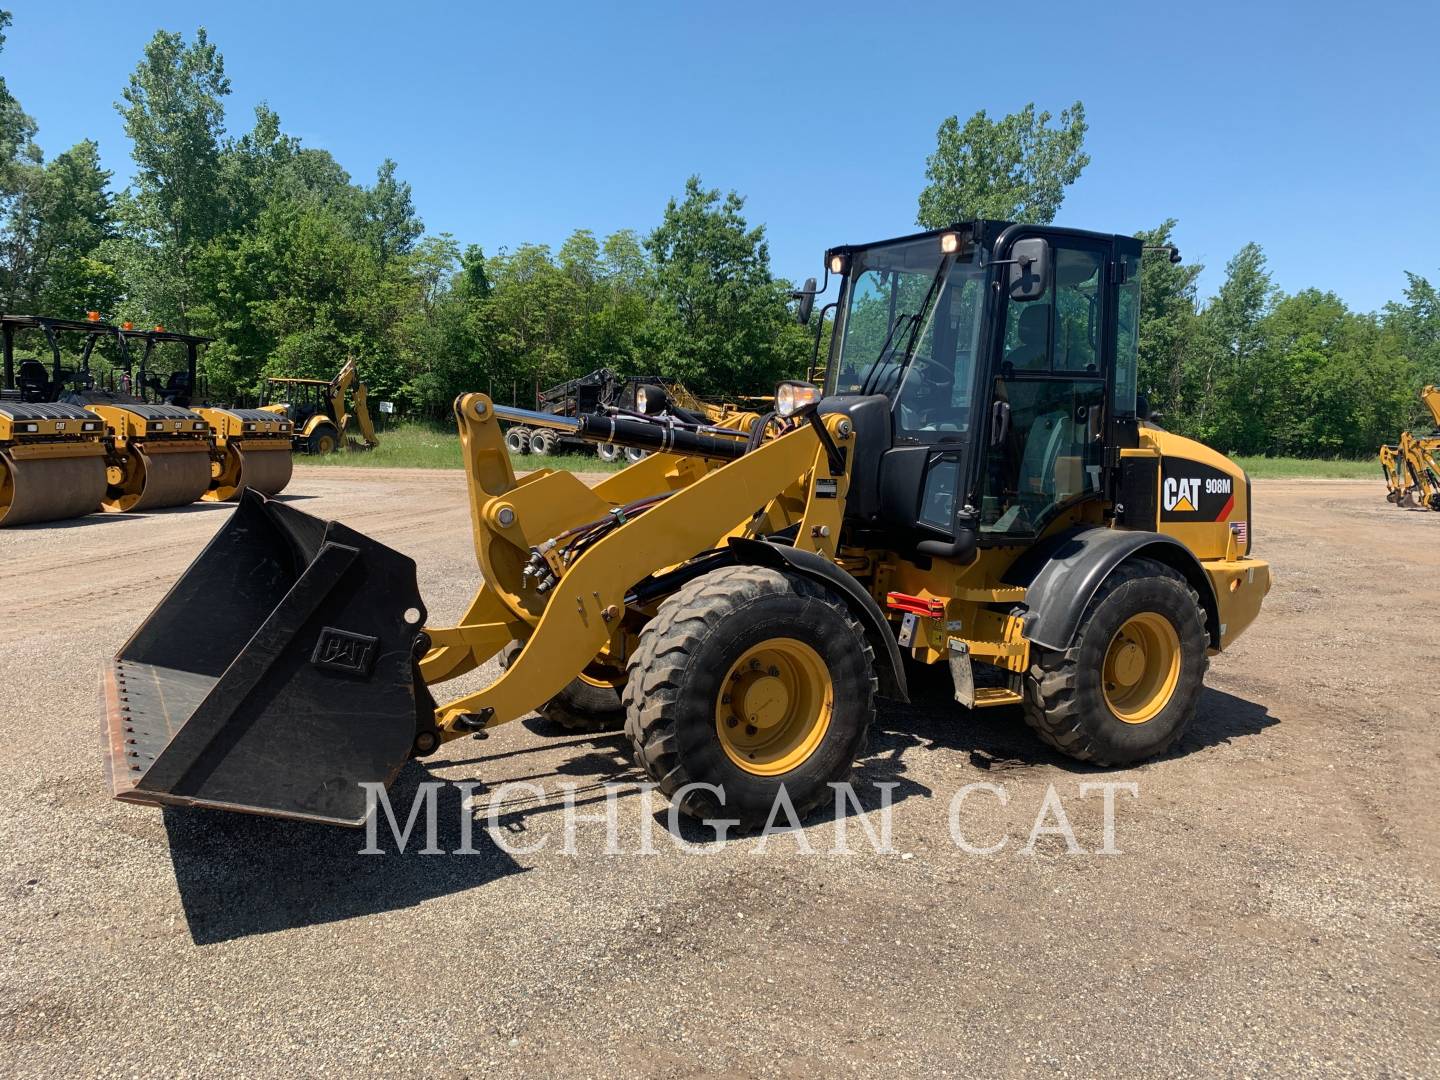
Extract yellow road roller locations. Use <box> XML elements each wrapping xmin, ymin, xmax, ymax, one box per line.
<box><xmin>115</xmin><ymin>326</ymin><xmax>295</xmax><ymax>502</ymax></box>
<box><xmin>0</xmin><ymin>315</ymin><xmax>112</xmax><ymax>526</ymax></box>
<box><xmin>104</xmin><ymin>219</ymin><xmax>1272</xmax><ymax>828</ymax></box>
<box><xmin>64</xmin><ymin>325</ymin><xmax>216</xmax><ymax>513</ymax></box>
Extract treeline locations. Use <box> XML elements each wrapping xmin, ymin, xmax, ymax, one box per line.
<box><xmin>1</xmin><ymin>18</ymin><xmax>1437</xmax><ymax>455</ymax></box>
<box><xmin>0</xmin><ymin>21</ymin><xmax>810</xmax><ymax>414</ymax></box>
<box><xmin>1137</xmin><ymin>224</ymin><xmax>1439</xmax><ymax>457</ymax></box>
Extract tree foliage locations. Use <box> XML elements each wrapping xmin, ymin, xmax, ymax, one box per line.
<box><xmin>0</xmin><ymin>20</ymin><xmax>1435</xmax><ymax>459</ymax></box>
<box><xmin>917</xmin><ymin>102</ymin><xmax>1090</xmax><ymax>228</ymax></box>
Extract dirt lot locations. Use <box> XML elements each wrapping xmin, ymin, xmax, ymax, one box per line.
<box><xmin>0</xmin><ymin>469</ymin><xmax>1435</xmax><ymax>1078</ymax></box>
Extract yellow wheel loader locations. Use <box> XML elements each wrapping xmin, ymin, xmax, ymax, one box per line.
<box><xmin>1379</xmin><ymin>386</ymin><xmax>1440</xmax><ymax>511</ymax></box>
<box><xmin>103</xmin><ymin>221</ymin><xmax>1271</xmax><ymax>828</ymax></box>
<box><xmin>260</xmin><ymin>358</ymin><xmax>379</xmax><ymax>454</ymax></box>
<box><xmin>0</xmin><ymin>315</ymin><xmax>110</xmax><ymax>526</ymax></box>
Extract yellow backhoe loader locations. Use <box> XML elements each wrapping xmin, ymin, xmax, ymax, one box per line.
<box><xmin>0</xmin><ymin>315</ymin><xmax>110</xmax><ymax>526</ymax></box>
<box><xmin>261</xmin><ymin>358</ymin><xmax>379</xmax><ymax>454</ymax></box>
<box><xmin>103</xmin><ymin>221</ymin><xmax>1271</xmax><ymax>828</ymax></box>
<box><xmin>1379</xmin><ymin>386</ymin><xmax>1440</xmax><ymax>510</ymax></box>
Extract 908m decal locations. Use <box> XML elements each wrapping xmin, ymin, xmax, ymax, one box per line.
<box><xmin>1160</xmin><ymin>459</ymin><xmax>1235</xmax><ymax>522</ymax></box>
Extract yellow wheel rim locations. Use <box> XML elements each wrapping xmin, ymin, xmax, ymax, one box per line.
<box><xmin>715</xmin><ymin>638</ymin><xmax>833</xmax><ymax>776</ymax></box>
<box><xmin>1102</xmin><ymin>613</ymin><xmax>1181</xmax><ymax>724</ymax></box>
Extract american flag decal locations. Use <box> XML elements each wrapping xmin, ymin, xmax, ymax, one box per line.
<box><xmin>1230</xmin><ymin>521</ymin><xmax>1247</xmax><ymax>546</ymax></box>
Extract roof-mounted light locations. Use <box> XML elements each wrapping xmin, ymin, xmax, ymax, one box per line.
<box><xmin>939</xmin><ymin>232</ymin><xmax>960</xmax><ymax>254</ymax></box>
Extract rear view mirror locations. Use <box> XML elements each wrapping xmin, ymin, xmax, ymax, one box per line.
<box><xmin>1007</xmin><ymin>238</ymin><xmax>1050</xmax><ymax>302</ymax></box>
<box><xmin>794</xmin><ymin>277</ymin><xmax>817</xmax><ymax>324</ymax></box>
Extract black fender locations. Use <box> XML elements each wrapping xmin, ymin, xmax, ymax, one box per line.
<box><xmin>1005</xmin><ymin>527</ymin><xmax>1221</xmax><ymax>652</ymax></box>
<box><xmin>727</xmin><ymin>538</ymin><xmax>908</xmax><ymax>702</ymax></box>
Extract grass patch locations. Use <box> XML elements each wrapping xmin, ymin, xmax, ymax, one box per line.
<box><xmin>294</xmin><ymin>422</ymin><xmax>623</xmax><ymax>473</ymax></box>
<box><xmin>1232</xmin><ymin>455</ymin><xmax>1379</xmax><ymax>479</ymax></box>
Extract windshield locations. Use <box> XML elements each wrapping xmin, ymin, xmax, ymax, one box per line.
<box><xmin>893</xmin><ymin>257</ymin><xmax>985</xmax><ymax>437</ymax></box>
<box><xmin>829</xmin><ymin>236</ymin><xmax>987</xmax><ymax>440</ymax></box>
<box><xmin>829</xmin><ymin>237</ymin><xmax>947</xmax><ymax>396</ymax></box>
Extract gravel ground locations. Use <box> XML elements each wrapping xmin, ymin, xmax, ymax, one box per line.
<box><xmin>0</xmin><ymin>468</ymin><xmax>1435</xmax><ymax>1078</ymax></box>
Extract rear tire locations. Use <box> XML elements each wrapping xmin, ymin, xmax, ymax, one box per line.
<box><xmin>504</xmin><ymin>427</ymin><xmax>531</xmax><ymax>455</ymax></box>
<box><xmin>625</xmin><ymin>565</ymin><xmax>876</xmax><ymax>829</ymax></box>
<box><xmin>531</xmin><ymin>430</ymin><xmax>557</xmax><ymax>456</ymax></box>
<box><xmin>499</xmin><ymin>641</ymin><xmax>624</xmax><ymax>733</ymax></box>
<box><xmin>1022</xmin><ymin>557</ymin><xmax>1208</xmax><ymax>765</ymax></box>
<box><xmin>623</xmin><ymin>446</ymin><xmax>648</xmax><ymax>464</ymax></box>
<box><xmin>307</xmin><ymin>426</ymin><xmax>338</xmax><ymax>455</ymax></box>
<box><xmin>596</xmin><ymin>442</ymin><xmax>620</xmax><ymax>463</ymax></box>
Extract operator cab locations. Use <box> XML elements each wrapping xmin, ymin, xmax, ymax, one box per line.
<box><xmin>815</xmin><ymin>221</ymin><xmax>1142</xmax><ymax>558</ymax></box>
<box><xmin>2</xmin><ymin>314</ymin><xmax>123</xmax><ymax>403</ymax></box>
<box><xmin>118</xmin><ymin>327</ymin><xmax>212</xmax><ymax>408</ymax></box>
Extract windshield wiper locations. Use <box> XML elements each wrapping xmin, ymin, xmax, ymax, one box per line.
<box><xmin>859</xmin><ymin>259</ymin><xmax>951</xmax><ymax>395</ymax></box>
<box><xmin>857</xmin><ymin>311</ymin><xmax>918</xmax><ymax>395</ymax></box>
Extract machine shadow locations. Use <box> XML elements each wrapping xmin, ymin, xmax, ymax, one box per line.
<box><xmin>450</xmin><ymin>683</ymin><xmax>1278</xmax><ymax>847</ymax></box>
<box><xmin>16</xmin><ymin>502</ymin><xmax>232</xmax><ymax>529</ymax></box>
<box><xmin>860</xmin><ymin>682</ymin><xmax>1278</xmax><ymax>790</ymax></box>
<box><xmin>163</xmin><ymin>763</ymin><xmax>526</xmax><ymax>946</ymax></box>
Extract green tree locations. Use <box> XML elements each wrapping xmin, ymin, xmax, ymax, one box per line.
<box><xmin>917</xmin><ymin>102</ymin><xmax>1089</xmax><ymax>228</ymax></box>
<box><xmin>643</xmin><ymin>175</ymin><xmax>797</xmax><ymax>395</ymax></box>
<box><xmin>1383</xmin><ymin>272</ymin><xmax>1440</xmax><ymax>412</ymax></box>
<box><xmin>0</xmin><ymin>10</ymin><xmax>37</xmax><ymax>184</ymax></box>
<box><xmin>1257</xmin><ymin>290</ymin><xmax>1412</xmax><ymax>457</ymax></box>
<box><xmin>1134</xmin><ymin>220</ymin><xmax>1204</xmax><ymax>422</ymax></box>
<box><xmin>1198</xmin><ymin>242</ymin><xmax>1273</xmax><ymax>448</ymax></box>
<box><xmin>114</xmin><ymin>27</ymin><xmax>232</xmax><ymax>329</ymax></box>
<box><xmin>365</xmin><ymin>159</ymin><xmax>422</xmax><ymax>264</ymax></box>
<box><xmin>0</xmin><ymin>140</ymin><xmax>119</xmax><ymax>315</ymax></box>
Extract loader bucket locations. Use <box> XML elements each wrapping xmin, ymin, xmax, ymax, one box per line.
<box><xmin>102</xmin><ymin>491</ymin><xmax>436</xmax><ymax>826</ymax></box>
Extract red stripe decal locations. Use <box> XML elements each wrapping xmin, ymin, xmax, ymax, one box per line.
<box><xmin>1217</xmin><ymin>492</ymin><xmax>1235</xmax><ymax>521</ymax></box>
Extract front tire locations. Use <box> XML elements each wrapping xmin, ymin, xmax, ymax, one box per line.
<box><xmin>504</xmin><ymin>427</ymin><xmax>531</xmax><ymax>455</ymax></box>
<box><xmin>625</xmin><ymin>565</ymin><xmax>876</xmax><ymax>829</ymax></box>
<box><xmin>1022</xmin><ymin>557</ymin><xmax>1208</xmax><ymax>765</ymax></box>
<box><xmin>596</xmin><ymin>442</ymin><xmax>620</xmax><ymax>463</ymax></box>
<box><xmin>623</xmin><ymin>446</ymin><xmax>648</xmax><ymax>464</ymax></box>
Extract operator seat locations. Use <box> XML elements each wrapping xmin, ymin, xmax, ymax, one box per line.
<box><xmin>1004</xmin><ymin>305</ymin><xmax>1049</xmax><ymax>371</ymax></box>
<box><xmin>17</xmin><ymin>359</ymin><xmax>50</xmax><ymax>401</ymax></box>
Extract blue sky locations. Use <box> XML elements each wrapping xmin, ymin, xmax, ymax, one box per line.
<box><xmin>6</xmin><ymin>1</ymin><xmax>1438</xmax><ymax>312</ymax></box>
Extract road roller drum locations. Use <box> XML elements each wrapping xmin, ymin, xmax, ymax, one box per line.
<box><xmin>0</xmin><ymin>400</ymin><xmax>108</xmax><ymax>527</ymax></box>
<box><xmin>197</xmin><ymin>407</ymin><xmax>294</xmax><ymax>502</ymax></box>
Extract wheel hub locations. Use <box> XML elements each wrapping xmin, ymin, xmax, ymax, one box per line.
<box><xmin>1102</xmin><ymin>613</ymin><xmax>1182</xmax><ymax>725</ymax></box>
<box><xmin>1109</xmin><ymin>641</ymin><xmax>1146</xmax><ymax>687</ymax></box>
<box><xmin>715</xmin><ymin>639</ymin><xmax>833</xmax><ymax>775</ymax></box>
<box><xmin>736</xmin><ymin>674</ymin><xmax>790</xmax><ymax>729</ymax></box>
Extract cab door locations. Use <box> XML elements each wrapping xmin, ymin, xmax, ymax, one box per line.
<box><xmin>979</xmin><ymin>233</ymin><xmax>1113</xmax><ymax>540</ymax></box>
